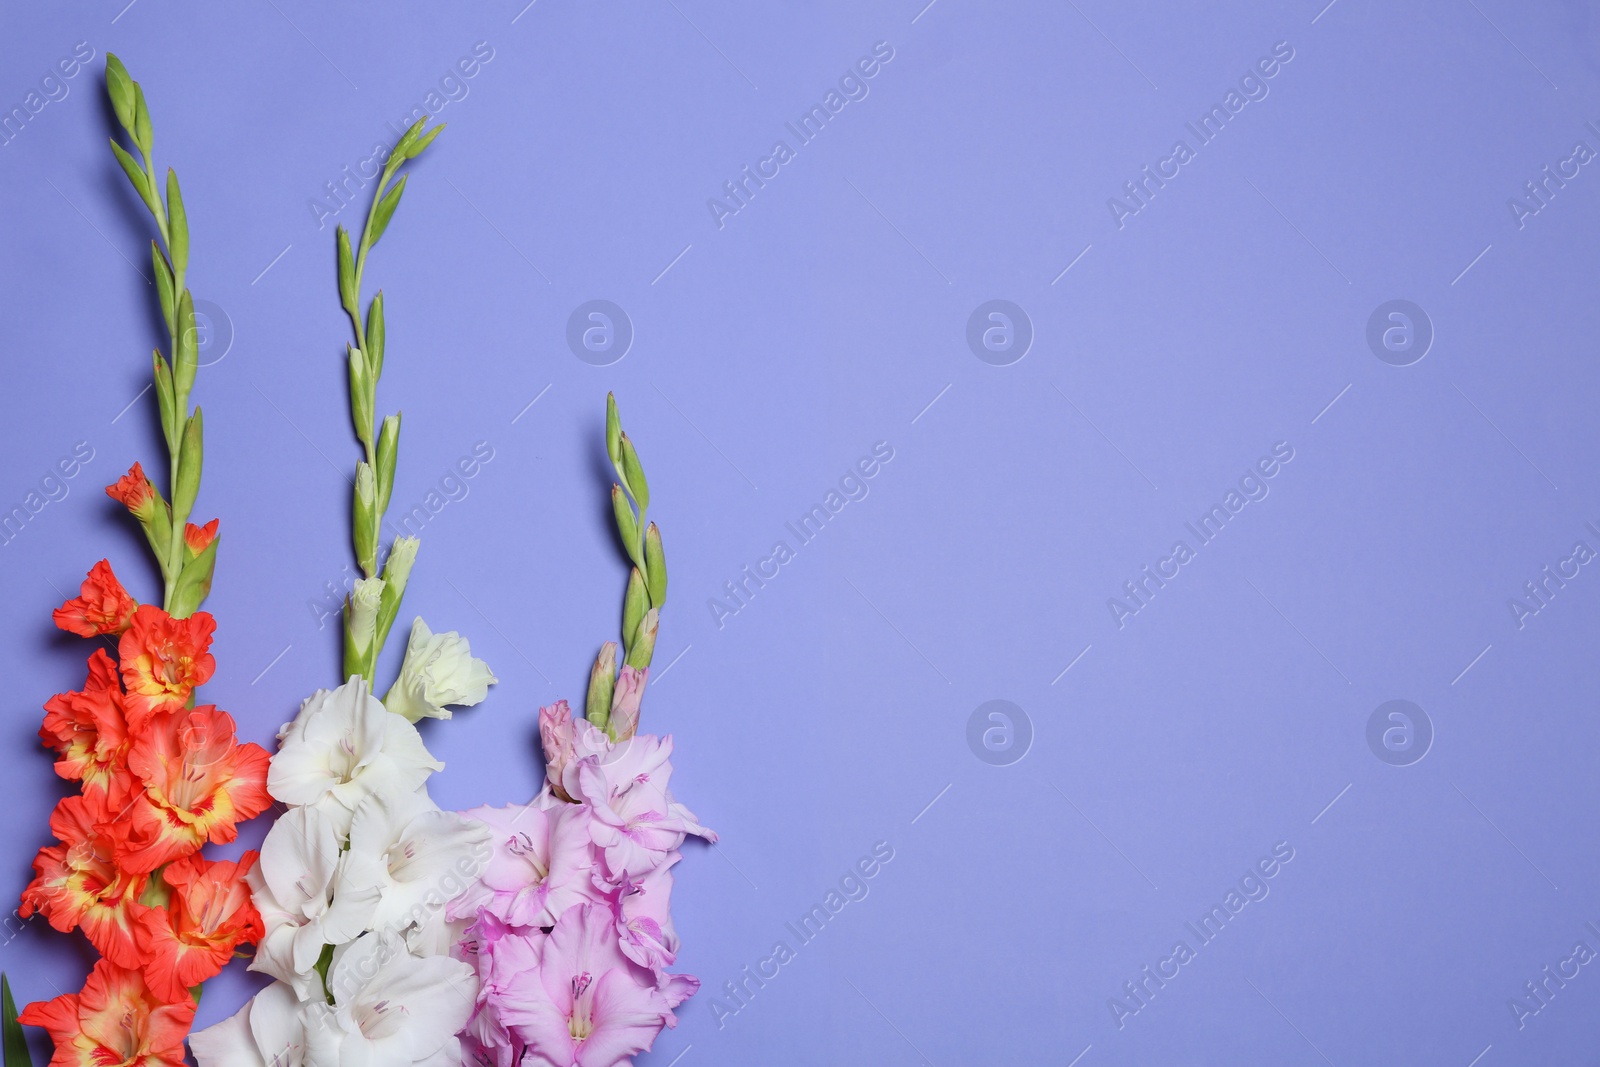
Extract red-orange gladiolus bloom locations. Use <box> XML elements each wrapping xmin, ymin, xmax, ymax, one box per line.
<box><xmin>51</xmin><ymin>560</ymin><xmax>138</xmax><ymax>637</ymax></box>
<box><xmin>183</xmin><ymin>518</ymin><xmax>218</xmax><ymax>555</ymax></box>
<box><xmin>117</xmin><ymin>604</ymin><xmax>216</xmax><ymax>730</ymax></box>
<box><xmin>19</xmin><ymin>793</ymin><xmax>147</xmax><ymax>968</ymax></box>
<box><xmin>104</xmin><ymin>462</ymin><xmax>157</xmax><ymax>517</ymax></box>
<box><xmin>135</xmin><ymin>850</ymin><xmax>263</xmax><ymax>1002</ymax></box>
<box><xmin>117</xmin><ymin>705</ymin><xmax>270</xmax><ymax>873</ymax></box>
<box><xmin>19</xmin><ymin>959</ymin><xmax>194</xmax><ymax>1067</ymax></box>
<box><xmin>38</xmin><ymin>650</ymin><xmax>132</xmax><ymax>805</ymax></box>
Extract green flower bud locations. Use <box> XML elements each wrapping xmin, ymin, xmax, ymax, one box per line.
<box><xmin>611</xmin><ymin>485</ymin><xmax>642</xmax><ymax>570</ymax></box>
<box><xmin>343</xmin><ymin>576</ymin><xmax>385</xmax><ymax>681</ymax></box>
<box><xmin>354</xmin><ymin>462</ymin><xmax>378</xmax><ymax>577</ymax></box>
<box><xmin>369</xmin><ymin>173</ymin><xmax>407</xmax><ymax>248</ymax></box>
<box><xmin>625</xmin><ymin>608</ymin><xmax>658</xmax><ymax>670</ymax></box>
<box><xmin>104</xmin><ymin>54</ymin><xmax>137</xmax><ymax>133</ymax></box>
<box><xmin>173</xmin><ymin>409</ymin><xmax>203</xmax><ymax>520</ymax></box>
<box><xmin>375</xmin><ymin>413</ymin><xmax>400</xmax><ymax>514</ymax></box>
<box><xmin>622</xmin><ymin>567</ymin><xmax>647</xmax><ymax>657</ymax></box>
<box><xmin>586</xmin><ymin>641</ymin><xmax>618</xmax><ymax>729</ymax></box>
<box><xmin>619</xmin><ymin>433</ymin><xmax>649</xmax><ymax>510</ymax></box>
<box><xmin>644</xmin><ymin>523</ymin><xmax>666</xmax><ymax>607</ymax></box>
<box><xmin>165</xmin><ymin>170</ymin><xmax>188</xmax><ymax>278</ymax></box>
<box><xmin>374</xmin><ymin>535</ymin><xmax>419</xmax><ymax>653</ymax></box>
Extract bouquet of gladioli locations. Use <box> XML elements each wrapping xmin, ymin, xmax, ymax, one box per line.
<box><xmin>189</xmin><ymin>118</ymin><xmax>501</xmax><ymax>1067</ymax></box>
<box><xmin>15</xmin><ymin>54</ymin><xmax>271</xmax><ymax>1067</ymax></box>
<box><xmin>13</xmin><ymin>53</ymin><xmax>714</xmax><ymax>1067</ymax></box>
<box><xmin>448</xmin><ymin>396</ymin><xmax>713</xmax><ymax>1067</ymax></box>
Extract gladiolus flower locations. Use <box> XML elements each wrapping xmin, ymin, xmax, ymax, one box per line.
<box><xmin>20</xmin><ymin>793</ymin><xmax>148</xmax><ymax>968</ymax></box>
<box><xmin>105</xmin><ymin>462</ymin><xmax>158</xmax><ymax>519</ymax></box>
<box><xmin>384</xmin><ymin>617</ymin><xmax>497</xmax><ymax>723</ymax></box>
<box><xmin>184</xmin><ymin>518</ymin><xmax>219</xmax><ymax>556</ymax></box>
<box><xmin>249</xmin><ymin>804</ymin><xmax>375</xmax><ymax>999</ymax></box>
<box><xmin>118</xmin><ymin>604</ymin><xmax>217</xmax><ymax>730</ymax></box>
<box><xmin>335</xmin><ymin>787</ymin><xmax>491</xmax><ymax>935</ymax></box>
<box><xmin>187</xmin><ymin>982</ymin><xmax>306</xmax><ymax>1067</ymax></box>
<box><xmin>450</xmin><ymin>801</ymin><xmax>600</xmax><ymax>930</ymax></box>
<box><xmin>51</xmin><ymin>560</ymin><xmax>138</xmax><ymax>637</ymax></box>
<box><xmin>569</xmin><ymin>729</ymin><xmax>714</xmax><ymax>880</ymax></box>
<box><xmin>501</xmin><ymin>904</ymin><xmax>678</xmax><ymax>1067</ymax></box>
<box><xmin>119</xmin><ymin>705</ymin><xmax>271</xmax><ymax>872</ymax></box>
<box><xmin>268</xmin><ymin>677</ymin><xmax>442</xmax><ymax>835</ymax></box>
<box><xmin>135</xmin><ymin>850</ymin><xmax>265</xmax><ymax>1002</ymax></box>
<box><xmin>38</xmin><ymin>650</ymin><xmax>131</xmax><ymax>804</ymax></box>
<box><xmin>19</xmin><ymin>959</ymin><xmax>194</xmax><ymax>1067</ymax></box>
<box><xmin>313</xmin><ymin>931</ymin><xmax>478</xmax><ymax>1066</ymax></box>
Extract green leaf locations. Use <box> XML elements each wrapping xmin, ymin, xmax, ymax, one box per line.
<box><xmin>109</xmin><ymin>140</ymin><xmax>158</xmax><ymax>218</ymax></box>
<box><xmin>366</xmin><ymin>291</ymin><xmax>385</xmax><ymax>380</ymax></box>
<box><xmin>104</xmin><ymin>54</ymin><xmax>136</xmax><ymax>133</ymax></box>
<box><xmin>165</xmin><ymin>169</ymin><xmax>187</xmax><ymax>278</ymax></box>
<box><xmin>368</xmin><ymin>174</ymin><xmax>407</xmax><ymax>249</ymax></box>
<box><xmin>3</xmin><ymin>973</ymin><xmax>33</xmax><ymax>1067</ymax></box>
<box><xmin>644</xmin><ymin>523</ymin><xmax>667</xmax><ymax>606</ymax></box>
<box><xmin>619</xmin><ymin>433</ymin><xmax>649</xmax><ymax>510</ymax></box>
<box><xmin>173</xmin><ymin>408</ymin><xmax>203</xmax><ymax>520</ymax></box>
<box><xmin>404</xmin><ymin>122</ymin><xmax>445</xmax><ymax>159</ymax></box>
<box><xmin>336</xmin><ymin>227</ymin><xmax>356</xmax><ymax>317</ymax></box>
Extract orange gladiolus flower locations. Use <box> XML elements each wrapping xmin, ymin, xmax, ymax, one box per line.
<box><xmin>51</xmin><ymin>560</ymin><xmax>138</xmax><ymax>637</ymax></box>
<box><xmin>19</xmin><ymin>793</ymin><xmax>147</xmax><ymax>968</ymax></box>
<box><xmin>38</xmin><ymin>650</ymin><xmax>132</xmax><ymax>805</ymax></box>
<box><xmin>19</xmin><ymin>959</ymin><xmax>194</xmax><ymax>1067</ymax></box>
<box><xmin>105</xmin><ymin>462</ymin><xmax>157</xmax><ymax>517</ymax></box>
<box><xmin>183</xmin><ymin>518</ymin><xmax>218</xmax><ymax>556</ymax></box>
<box><xmin>135</xmin><ymin>850</ymin><xmax>263</xmax><ymax>1002</ymax></box>
<box><xmin>118</xmin><ymin>705</ymin><xmax>270</xmax><ymax>873</ymax></box>
<box><xmin>117</xmin><ymin>604</ymin><xmax>216</xmax><ymax>731</ymax></box>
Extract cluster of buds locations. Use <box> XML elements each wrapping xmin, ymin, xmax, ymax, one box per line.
<box><xmin>334</xmin><ymin>116</ymin><xmax>444</xmax><ymax>683</ymax></box>
<box><xmin>585</xmin><ymin>394</ymin><xmax>668</xmax><ymax>742</ymax></box>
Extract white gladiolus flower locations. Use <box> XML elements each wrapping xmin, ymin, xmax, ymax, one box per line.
<box><xmin>383</xmin><ymin>617</ymin><xmax>496</xmax><ymax>723</ymax></box>
<box><xmin>189</xmin><ymin>981</ymin><xmax>308</xmax><ymax>1067</ymax></box>
<box><xmin>335</xmin><ymin>786</ymin><xmax>492</xmax><ymax>938</ymax></box>
<box><xmin>268</xmin><ymin>676</ymin><xmax>443</xmax><ymax>834</ymax></box>
<box><xmin>249</xmin><ymin>805</ymin><xmax>375</xmax><ymax>997</ymax></box>
<box><xmin>315</xmin><ymin>931</ymin><xmax>479</xmax><ymax>1067</ymax></box>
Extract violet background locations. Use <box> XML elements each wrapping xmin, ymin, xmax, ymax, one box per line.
<box><xmin>4</xmin><ymin>1</ymin><xmax>1600</xmax><ymax>1063</ymax></box>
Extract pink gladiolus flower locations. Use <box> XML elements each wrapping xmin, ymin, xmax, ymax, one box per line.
<box><xmin>573</xmin><ymin>732</ymin><xmax>714</xmax><ymax>879</ymax></box>
<box><xmin>452</xmin><ymin>802</ymin><xmax>602</xmax><ymax>929</ymax></box>
<box><xmin>599</xmin><ymin>852</ymin><xmax>681</xmax><ymax>972</ymax></box>
<box><xmin>500</xmin><ymin>904</ymin><xmax>678</xmax><ymax>1067</ymax></box>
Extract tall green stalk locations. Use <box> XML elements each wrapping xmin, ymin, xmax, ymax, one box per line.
<box><xmin>335</xmin><ymin>117</ymin><xmax>443</xmax><ymax>683</ymax></box>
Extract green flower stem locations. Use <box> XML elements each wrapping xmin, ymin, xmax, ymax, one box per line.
<box><xmin>334</xmin><ymin>119</ymin><xmax>442</xmax><ymax>681</ymax></box>
<box><xmin>105</xmin><ymin>54</ymin><xmax>209</xmax><ymax>619</ymax></box>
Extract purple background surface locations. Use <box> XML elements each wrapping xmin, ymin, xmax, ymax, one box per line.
<box><xmin>4</xmin><ymin>1</ymin><xmax>1600</xmax><ymax>1063</ymax></box>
